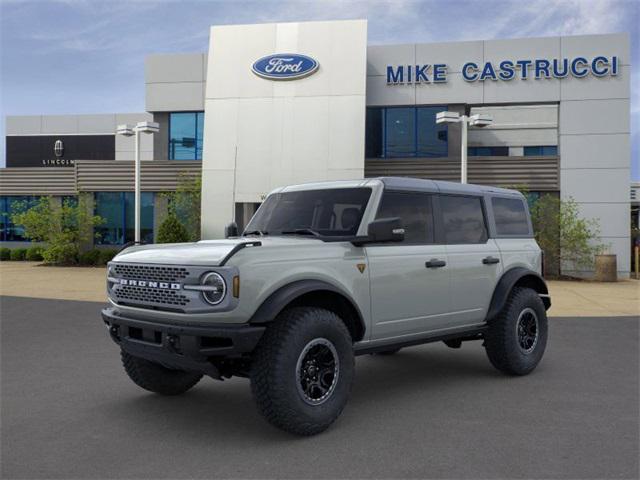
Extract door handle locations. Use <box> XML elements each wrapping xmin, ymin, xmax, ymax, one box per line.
<box><xmin>482</xmin><ymin>256</ymin><xmax>500</xmax><ymax>265</ymax></box>
<box><xmin>425</xmin><ymin>259</ymin><xmax>446</xmax><ymax>268</ymax></box>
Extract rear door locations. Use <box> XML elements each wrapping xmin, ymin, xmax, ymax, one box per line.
<box><xmin>439</xmin><ymin>194</ymin><xmax>502</xmax><ymax>326</ymax></box>
<box><xmin>366</xmin><ymin>190</ymin><xmax>451</xmax><ymax>341</ymax></box>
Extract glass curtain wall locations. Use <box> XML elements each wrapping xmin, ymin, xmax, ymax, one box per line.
<box><xmin>169</xmin><ymin>112</ymin><xmax>204</xmax><ymax>160</ymax></box>
<box><xmin>95</xmin><ymin>192</ymin><xmax>154</xmax><ymax>245</ymax></box>
<box><xmin>365</xmin><ymin>106</ymin><xmax>448</xmax><ymax>158</ymax></box>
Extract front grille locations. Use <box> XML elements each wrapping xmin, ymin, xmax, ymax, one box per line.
<box><xmin>113</xmin><ymin>264</ymin><xmax>190</xmax><ymax>283</ymax></box>
<box><xmin>114</xmin><ymin>284</ymin><xmax>190</xmax><ymax>307</ymax></box>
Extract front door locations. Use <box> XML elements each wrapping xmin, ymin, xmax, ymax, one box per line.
<box><xmin>366</xmin><ymin>191</ymin><xmax>451</xmax><ymax>341</ymax></box>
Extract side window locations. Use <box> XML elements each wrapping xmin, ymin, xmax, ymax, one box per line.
<box><xmin>440</xmin><ymin>195</ymin><xmax>488</xmax><ymax>244</ymax></box>
<box><xmin>492</xmin><ymin>197</ymin><xmax>530</xmax><ymax>236</ymax></box>
<box><xmin>375</xmin><ymin>191</ymin><xmax>434</xmax><ymax>244</ymax></box>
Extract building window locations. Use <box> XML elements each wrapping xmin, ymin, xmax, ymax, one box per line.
<box><xmin>468</xmin><ymin>146</ymin><xmax>509</xmax><ymax>156</ymax></box>
<box><xmin>95</xmin><ymin>192</ymin><xmax>154</xmax><ymax>245</ymax></box>
<box><xmin>169</xmin><ymin>112</ymin><xmax>204</xmax><ymax>160</ymax></box>
<box><xmin>0</xmin><ymin>196</ymin><xmax>39</xmax><ymax>242</ymax></box>
<box><xmin>365</xmin><ymin>106</ymin><xmax>448</xmax><ymax>158</ymax></box>
<box><xmin>524</xmin><ymin>146</ymin><xmax>558</xmax><ymax>156</ymax></box>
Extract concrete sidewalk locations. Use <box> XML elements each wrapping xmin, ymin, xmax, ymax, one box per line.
<box><xmin>0</xmin><ymin>261</ymin><xmax>638</xmax><ymax>317</ymax></box>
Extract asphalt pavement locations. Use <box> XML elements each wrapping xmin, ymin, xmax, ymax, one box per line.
<box><xmin>1</xmin><ymin>296</ymin><xmax>638</xmax><ymax>479</ymax></box>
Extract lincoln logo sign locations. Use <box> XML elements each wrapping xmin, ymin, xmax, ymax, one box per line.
<box><xmin>252</xmin><ymin>53</ymin><xmax>319</xmax><ymax>80</ymax></box>
<box><xmin>54</xmin><ymin>139</ymin><xmax>64</xmax><ymax>158</ymax></box>
<box><xmin>386</xmin><ymin>55</ymin><xmax>620</xmax><ymax>84</ymax></box>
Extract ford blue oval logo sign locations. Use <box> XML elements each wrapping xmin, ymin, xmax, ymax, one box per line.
<box><xmin>252</xmin><ymin>53</ymin><xmax>319</xmax><ymax>80</ymax></box>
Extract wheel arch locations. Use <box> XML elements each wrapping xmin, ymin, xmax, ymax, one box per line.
<box><xmin>486</xmin><ymin>267</ymin><xmax>551</xmax><ymax>321</ymax></box>
<box><xmin>249</xmin><ymin>280</ymin><xmax>366</xmax><ymax>342</ymax></box>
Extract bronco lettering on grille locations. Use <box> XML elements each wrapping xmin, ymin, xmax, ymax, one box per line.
<box><xmin>118</xmin><ymin>279</ymin><xmax>181</xmax><ymax>290</ymax></box>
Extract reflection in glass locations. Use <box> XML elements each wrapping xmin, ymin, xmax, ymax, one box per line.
<box><xmin>169</xmin><ymin>112</ymin><xmax>204</xmax><ymax>160</ymax></box>
<box><xmin>95</xmin><ymin>192</ymin><xmax>154</xmax><ymax>245</ymax></box>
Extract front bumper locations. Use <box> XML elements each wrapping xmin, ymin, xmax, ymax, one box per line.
<box><xmin>102</xmin><ymin>307</ymin><xmax>265</xmax><ymax>378</ymax></box>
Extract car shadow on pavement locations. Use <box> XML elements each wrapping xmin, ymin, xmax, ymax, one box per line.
<box><xmin>102</xmin><ymin>344</ymin><xmax>503</xmax><ymax>441</ymax></box>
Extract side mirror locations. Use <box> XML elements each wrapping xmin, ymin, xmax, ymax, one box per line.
<box><xmin>351</xmin><ymin>217</ymin><xmax>404</xmax><ymax>246</ymax></box>
<box><xmin>368</xmin><ymin>217</ymin><xmax>405</xmax><ymax>243</ymax></box>
<box><xmin>224</xmin><ymin>222</ymin><xmax>239</xmax><ymax>238</ymax></box>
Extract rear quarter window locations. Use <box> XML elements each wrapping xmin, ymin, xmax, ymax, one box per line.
<box><xmin>440</xmin><ymin>195</ymin><xmax>488</xmax><ymax>244</ymax></box>
<box><xmin>492</xmin><ymin>197</ymin><xmax>530</xmax><ymax>236</ymax></box>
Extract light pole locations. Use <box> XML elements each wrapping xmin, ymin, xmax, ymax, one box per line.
<box><xmin>116</xmin><ymin>121</ymin><xmax>159</xmax><ymax>243</ymax></box>
<box><xmin>436</xmin><ymin>111</ymin><xmax>492</xmax><ymax>184</ymax></box>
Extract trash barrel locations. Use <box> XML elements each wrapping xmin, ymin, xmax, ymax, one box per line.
<box><xmin>594</xmin><ymin>254</ymin><xmax>617</xmax><ymax>282</ymax></box>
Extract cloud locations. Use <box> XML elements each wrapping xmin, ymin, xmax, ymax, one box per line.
<box><xmin>1</xmin><ymin>0</ymin><xmax>638</xmax><ymax>175</ymax></box>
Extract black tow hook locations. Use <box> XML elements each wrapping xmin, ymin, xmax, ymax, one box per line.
<box><xmin>108</xmin><ymin>324</ymin><xmax>120</xmax><ymax>342</ymax></box>
<box><xmin>166</xmin><ymin>334</ymin><xmax>180</xmax><ymax>353</ymax></box>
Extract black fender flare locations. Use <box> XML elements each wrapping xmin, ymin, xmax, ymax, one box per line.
<box><xmin>486</xmin><ymin>267</ymin><xmax>550</xmax><ymax>321</ymax></box>
<box><xmin>248</xmin><ymin>279</ymin><xmax>366</xmax><ymax>340</ymax></box>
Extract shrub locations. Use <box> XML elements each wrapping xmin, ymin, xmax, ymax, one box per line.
<box><xmin>98</xmin><ymin>249</ymin><xmax>119</xmax><ymax>266</ymax></box>
<box><xmin>10</xmin><ymin>248</ymin><xmax>27</xmax><ymax>261</ymax></box>
<box><xmin>42</xmin><ymin>243</ymin><xmax>79</xmax><ymax>265</ymax></box>
<box><xmin>0</xmin><ymin>248</ymin><xmax>10</xmax><ymax>261</ymax></box>
<box><xmin>11</xmin><ymin>196</ymin><xmax>104</xmax><ymax>265</ymax></box>
<box><xmin>79</xmin><ymin>249</ymin><xmax>101</xmax><ymax>266</ymax></box>
<box><xmin>157</xmin><ymin>213</ymin><xmax>190</xmax><ymax>243</ymax></box>
<box><xmin>25</xmin><ymin>246</ymin><xmax>44</xmax><ymax>261</ymax></box>
<box><xmin>163</xmin><ymin>173</ymin><xmax>201</xmax><ymax>241</ymax></box>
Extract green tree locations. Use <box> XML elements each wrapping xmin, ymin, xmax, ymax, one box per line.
<box><xmin>11</xmin><ymin>197</ymin><xmax>104</xmax><ymax>265</ymax></box>
<box><xmin>530</xmin><ymin>195</ymin><xmax>605</xmax><ymax>275</ymax></box>
<box><xmin>157</xmin><ymin>213</ymin><xmax>190</xmax><ymax>243</ymax></box>
<box><xmin>163</xmin><ymin>173</ymin><xmax>201</xmax><ymax>241</ymax></box>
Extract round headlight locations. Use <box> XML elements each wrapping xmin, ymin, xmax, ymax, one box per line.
<box><xmin>201</xmin><ymin>272</ymin><xmax>226</xmax><ymax>305</ymax></box>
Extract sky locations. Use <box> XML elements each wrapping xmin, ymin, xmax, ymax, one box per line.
<box><xmin>1</xmin><ymin>0</ymin><xmax>638</xmax><ymax>179</ymax></box>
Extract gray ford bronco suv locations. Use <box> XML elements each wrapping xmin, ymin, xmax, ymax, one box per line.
<box><xmin>102</xmin><ymin>177</ymin><xmax>550</xmax><ymax>435</ymax></box>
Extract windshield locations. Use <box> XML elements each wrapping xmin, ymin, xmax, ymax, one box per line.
<box><xmin>244</xmin><ymin>188</ymin><xmax>372</xmax><ymax>237</ymax></box>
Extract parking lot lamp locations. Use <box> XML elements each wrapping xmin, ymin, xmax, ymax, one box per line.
<box><xmin>116</xmin><ymin>122</ymin><xmax>159</xmax><ymax>243</ymax></box>
<box><xmin>436</xmin><ymin>111</ymin><xmax>492</xmax><ymax>184</ymax></box>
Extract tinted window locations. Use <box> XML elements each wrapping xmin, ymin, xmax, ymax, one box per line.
<box><xmin>524</xmin><ymin>145</ymin><xmax>558</xmax><ymax>156</ymax></box>
<box><xmin>169</xmin><ymin>112</ymin><xmax>204</xmax><ymax>160</ymax></box>
<box><xmin>375</xmin><ymin>191</ymin><xmax>434</xmax><ymax>244</ymax></box>
<box><xmin>0</xmin><ymin>196</ymin><xmax>40</xmax><ymax>242</ymax></box>
<box><xmin>440</xmin><ymin>195</ymin><xmax>487</xmax><ymax>244</ymax></box>
<box><xmin>386</xmin><ymin>108</ymin><xmax>415</xmax><ymax>157</ymax></box>
<box><xmin>492</xmin><ymin>197</ymin><xmax>530</xmax><ymax>236</ymax></box>
<box><xmin>364</xmin><ymin>106</ymin><xmax>448</xmax><ymax>159</ymax></box>
<box><xmin>95</xmin><ymin>192</ymin><xmax>154</xmax><ymax>245</ymax></box>
<box><xmin>416</xmin><ymin>107</ymin><xmax>448</xmax><ymax>158</ymax></box>
<box><xmin>365</xmin><ymin>108</ymin><xmax>383</xmax><ymax>158</ymax></box>
<box><xmin>468</xmin><ymin>146</ymin><xmax>509</xmax><ymax>156</ymax></box>
<box><xmin>245</xmin><ymin>188</ymin><xmax>371</xmax><ymax>237</ymax></box>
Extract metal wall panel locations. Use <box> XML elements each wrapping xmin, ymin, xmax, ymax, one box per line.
<box><xmin>365</xmin><ymin>156</ymin><xmax>559</xmax><ymax>191</ymax></box>
<box><xmin>75</xmin><ymin>160</ymin><xmax>201</xmax><ymax>192</ymax></box>
<box><xmin>0</xmin><ymin>168</ymin><xmax>76</xmax><ymax>195</ymax></box>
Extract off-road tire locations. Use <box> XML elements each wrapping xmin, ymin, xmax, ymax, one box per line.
<box><xmin>250</xmin><ymin>307</ymin><xmax>355</xmax><ymax>436</ymax></box>
<box><xmin>484</xmin><ymin>287</ymin><xmax>548</xmax><ymax>376</ymax></box>
<box><xmin>121</xmin><ymin>350</ymin><xmax>203</xmax><ymax>395</ymax></box>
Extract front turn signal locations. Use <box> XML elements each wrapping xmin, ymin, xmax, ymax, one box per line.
<box><xmin>233</xmin><ymin>275</ymin><xmax>240</xmax><ymax>298</ymax></box>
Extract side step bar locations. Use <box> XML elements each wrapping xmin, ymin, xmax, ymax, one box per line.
<box><xmin>354</xmin><ymin>325</ymin><xmax>487</xmax><ymax>356</ymax></box>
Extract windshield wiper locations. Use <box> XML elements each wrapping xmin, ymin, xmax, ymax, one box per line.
<box><xmin>243</xmin><ymin>230</ymin><xmax>268</xmax><ymax>236</ymax></box>
<box><xmin>280</xmin><ymin>228</ymin><xmax>321</xmax><ymax>237</ymax></box>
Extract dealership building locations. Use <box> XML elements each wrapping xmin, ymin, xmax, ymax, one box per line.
<box><xmin>0</xmin><ymin>20</ymin><xmax>632</xmax><ymax>276</ymax></box>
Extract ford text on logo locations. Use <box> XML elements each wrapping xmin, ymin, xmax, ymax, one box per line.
<box><xmin>119</xmin><ymin>279</ymin><xmax>181</xmax><ymax>290</ymax></box>
<box><xmin>252</xmin><ymin>54</ymin><xmax>319</xmax><ymax>80</ymax></box>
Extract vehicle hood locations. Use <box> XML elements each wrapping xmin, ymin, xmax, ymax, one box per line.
<box><xmin>112</xmin><ymin>236</ymin><xmax>324</xmax><ymax>266</ymax></box>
